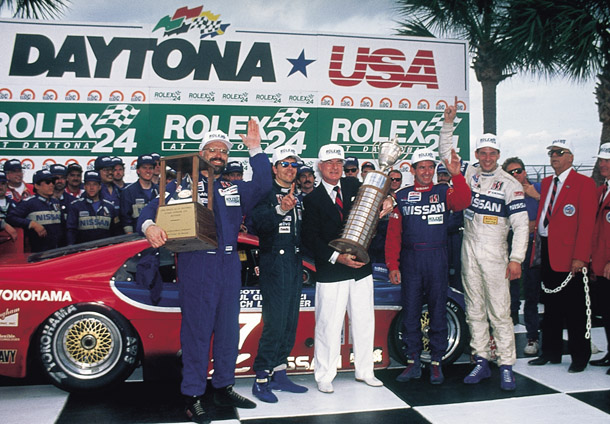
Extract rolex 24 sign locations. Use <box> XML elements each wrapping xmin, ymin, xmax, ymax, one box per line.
<box><xmin>0</xmin><ymin>5</ymin><xmax>469</xmax><ymax>173</ymax></box>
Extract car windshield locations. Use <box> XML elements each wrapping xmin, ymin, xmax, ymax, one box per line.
<box><xmin>27</xmin><ymin>234</ymin><xmax>144</xmax><ymax>263</ymax></box>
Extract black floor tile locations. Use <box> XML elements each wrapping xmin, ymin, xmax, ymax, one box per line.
<box><xmin>376</xmin><ymin>363</ymin><xmax>557</xmax><ymax>407</ymax></box>
<box><xmin>244</xmin><ymin>407</ymin><xmax>430</xmax><ymax>424</ymax></box>
<box><xmin>569</xmin><ymin>390</ymin><xmax>610</xmax><ymax>414</ymax></box>
<box><xmin>55</xmin><ymin>381</ymin><xmax>238</xmax><ymax>423</ymax></box>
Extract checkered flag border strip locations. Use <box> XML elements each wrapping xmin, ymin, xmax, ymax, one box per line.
<box><xmin>267</xmin><ymin>108</ymin><xmax>310</xmax><ymax>132</ymax></box>
<box><xmin>424</xmin><ymin>113</ymin><xmax>462</xmax><ymax>132</ymax></box>
<box><xmin>95</xmin><ymin>105</ymin><xmax>140</xmax><ymax>130</ymax></box>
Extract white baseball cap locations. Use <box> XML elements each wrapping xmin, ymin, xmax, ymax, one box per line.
<box><xmin>597</xmin><ymin>142</ymin><xmax>610</xmax><ymax>159</ymax></box>
<box><xmin>199</xmin><ymin>130</ymin><xmax>233</xmax><ymax>151</ymax></box>
<box><xmin>272</xmin><ymin>146</ymin><xmax>302</xmax><ymax>164</ymax></box>
<box><xmin>475</xmin><ymin>133</ymin><xmax>500</xmax><ymax>151</ymax></box>
<box><xmin>410</xmin><ymin>148</ymin><xmax>437</xmax><ymax>165</ymax></box>
<box><xmin>546</xmin><ymin>138</ymin><xmax>575</xmax><ymax>155</ymax></box>
<box><xmin>318</xmin><ymin>144</ymin><xmax>345</xmax><ymax>161</ymax></box>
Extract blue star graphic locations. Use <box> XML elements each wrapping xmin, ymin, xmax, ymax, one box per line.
<box><xmin>287</xmin><ymin>49</ymin><xmax>316</xmax><ymax>77</ymax></box>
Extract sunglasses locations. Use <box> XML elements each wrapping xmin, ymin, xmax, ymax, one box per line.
<box><xmin>508</xmin><ymin>168</ymin><xmax>524</xmax><ymax>175</ymax></box>
<box><xmin>344</xmin><ymin>168</ymin><xmax>358</xmax><ymax>173</ymax></box>
<box><xmin>390</xmin><ymin>177</ymin><xmax>402</xmax><ymax>182</ymax></box>
<box><xmin>279</xmin><ymin>161</ymin><xmax>299</xmax><ymax>168</ymax></box>
<box><xmin>40</xmin><ymin>180</ymin><xmax>56</xmax><ymax>185</ymax></box>
<box><xmin>548</xmin><ymin>149</ymin><xmax>570</xmax><ymax>157</ymax></box>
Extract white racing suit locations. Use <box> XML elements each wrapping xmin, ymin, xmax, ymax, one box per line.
<box><xmin>440</xmin><ymin>123</ymin><xmax>529</xmax><ymax>365</ymax></box>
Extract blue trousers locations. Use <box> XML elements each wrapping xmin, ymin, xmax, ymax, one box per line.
<box><xmin>253</xmin><ymin>249</ymin><xmax>303</xmax><ymax>371</ymax></box>
<box><xmin>400</xmin><ymin>246</ymin><xmax>448</xmax><ymax>361</ymax></box>
<box><xmin>178</xmin><ymin>250</ymin><xmax>241</xmax><ymax>396</ymax></box>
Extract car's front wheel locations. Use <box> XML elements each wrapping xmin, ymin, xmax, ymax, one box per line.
<box><xmin>37</xmin><ymin>303</ymin><xmax>139</xmax><ymax>392</ymax></box>
<box><xmin>389</xmin><ymin>297</ymin><xmax>468</xmax><ymax>365</ymax></box>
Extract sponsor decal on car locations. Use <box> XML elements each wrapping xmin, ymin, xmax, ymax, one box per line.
<box><xmin>0</xmin><ymin>307</ymin><xmax>19</xmax><ymax>327</ymax></box>
<box><xmin>0</xmin><ymin>349</ymin><xmax>17</xmax><ymax>364</ymax></box>
<box><xmin>0</xmin><ymin>290</ymin><xmax>72</xmax><ymax>302</ymax></box>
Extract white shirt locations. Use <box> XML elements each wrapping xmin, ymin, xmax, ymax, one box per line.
<box><xmin>538</xmin><ymin>167</ymin><xmax>572</xmax><ymax>237</ymax></box>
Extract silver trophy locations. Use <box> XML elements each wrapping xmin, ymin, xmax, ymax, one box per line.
<box><xmin>329</xmin><ymin>136</ymin><xmax>407</xmax><ymax>263</ymax></box>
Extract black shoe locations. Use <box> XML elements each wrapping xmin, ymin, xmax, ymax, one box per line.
<box><xmin>185</xmin><ymin>396</ymin><xmax>210</xmax><ymax>424</ymax></box>
<box><xmin>606</xmin><ymin>367</ymin><xmax>610</xmax><ymax>375</ymax></box>
<box><xmin>568</xmin><ymin>363</ymin><xmax>587</xmax><ymax>373</ymax></box>
<box><xmin>213</xmin><ymin>385</ymin><xmax>257</xmax><ymax>409</ymax></box>
<box><xmin>528</xmin><ymin>356</ymin><xmax>561</xmax><ymax>366</ymax></box>
<box><xmin>590</xmin><ymin>354</ymin><xmax>610</xmax><ymax>366</ymax></box>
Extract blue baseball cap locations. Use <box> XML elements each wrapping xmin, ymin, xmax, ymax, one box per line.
<box><xmin>111</xmin><ymin>156</ymin><xmax>125</xmax><ymax>167</ymax></box>
<box><xmin>84</xmin><ymin>170</ymin><xmax>102</xmax><ymax>183</ymax></box>
<box><xmin>436</xmin><ymin>163</ymin><xmax>449</xmax><ymax>175</ymax></box>
<box><xmin>33</xmin><ymin>169</ymin><xmax>56</xmax><ymax>185</ymax></box>
<box><xmin>136</xmin><ymin>154</ymin><xmax>156</xmax><ymax>168</ymax></box>
<box><xmin>94</xmin><ymin>156</ymin><xmax>114</xmax><ymax>171</ymax></box>
<box><xmin>344</xmin><ymin>156</ymin><xmax>358</xmax><ymax>168</ymax></box>
<box><xmin>0</xmin><ymin>171</ymin><xmax>6</xmax><ymax>182</ymax></box>
<box><xmin>49</xmin><ymin>164</ymin><xmax>67</xmax><ymax>177</ymax></box>
<box><xmin>297</xmin><ymin>165</ymin><xmax>314</xmax><ymax>177</ymax></box>
<box><xmin>3</xmin><ymin>159</ymin><xmax>22</xmax><ymax>172</ymax></box>
<box><xmin>223</xmin><ymin>161</ymin><xmax>244</xmax><ymax>174</ymax></box>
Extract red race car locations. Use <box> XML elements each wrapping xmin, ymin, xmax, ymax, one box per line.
<box><xmin>0</xmin><ymin>234</ymin><xmax>468</xmax><ymax>392</ymax></box>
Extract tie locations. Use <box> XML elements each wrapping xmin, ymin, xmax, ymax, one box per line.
<box><xmin>543</xmin><ymin>177</ymin><xmax>559</xmax><ymax>228</ymax></box>
<box><xmin>334</xmin><ymin>186</ymin><xmax>343</xmax><ymax>220</ymax></box>
<box><xmin>600</xmin><ymin>181</ymin><xmax>608</xmax><ymax>207</ymax></box>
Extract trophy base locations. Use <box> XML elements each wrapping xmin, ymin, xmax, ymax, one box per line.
<box><xmin>156</xmin><ymin>202</ymin><xmax>217</xmax><ymax>252</ymax></box>
<box><xmin>328</xmin><ymin>238</ymin><xmax>370</xmax><ymax>264</ymax></box>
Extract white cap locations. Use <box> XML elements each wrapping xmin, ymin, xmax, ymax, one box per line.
<box><xmin>410</xmin><ymin>148</ymin><xmax>437</xmax><ymax>165</ymax></box>
<box><xmin>597</xmin><ymin>143</ymin><xmax>610</xmax><ymax>159</ymax></box>
<box><xmin>475</xmin><ymin>133</ymin><xmax>500</xmax><ymax>151</ymax></box>
<box><xmin>272</xmin><ymin>146</ymin><xmax>301</xmax><ymax>164</ymax></box>
<box><xmin>199</xmin><ymin>130</ymin><xmax>233</xmax><ymax>151</ymax></box>
<box><xmin>318</xmin><ymin>144</ymin><xmax>345</xmax><ymax>161</ymax></box>
<box><xmin>546</xmin><ymin>138</ymin><xmax>575</xmax><ymax>155</ymax></box>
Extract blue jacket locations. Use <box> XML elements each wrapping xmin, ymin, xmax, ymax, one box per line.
<box><xmin>6</xmin><ymin>194</ymin><xmax>63</xmax><ymax>252</ymax></box>
<box><xmin>66</xmin><ymin>196</ymin><xmax>120</xmax><ymax>245</ymax></box>
<box><xmin>120</xmin><ymin>180</ymin><xmax>159</xmax><ymax>233</ymax></box>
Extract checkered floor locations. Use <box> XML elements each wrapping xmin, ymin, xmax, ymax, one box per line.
<box><xmin>2</xmin><ymin>328</ymin><xmax>609</xmax><ymax>424</ymax></box>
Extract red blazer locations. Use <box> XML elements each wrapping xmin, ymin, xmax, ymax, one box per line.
<box><xmin>535</xmin><ymin>169</ymin><xmax>596</xmax><ymax>272</ymax></box>
<box><xmin>591</xmin><ymin>183</ymin><xmax>610</xmax><ymax>276</ymax></box>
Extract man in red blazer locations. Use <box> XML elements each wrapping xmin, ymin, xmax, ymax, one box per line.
<box><xmin>590</xmin><ymin>143</ymin><xmax>610</xmax><ymax>374</ymax></box>
<box><xmin>528</xmin><ymin>139</ymin><xmax>596</xmax><ymax>373</ymax></box>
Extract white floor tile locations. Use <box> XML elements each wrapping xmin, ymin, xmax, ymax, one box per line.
<box><xmin>0</xmin><ymin>385</ymin><xmax>68</xmax><ymax>424</ymax></box>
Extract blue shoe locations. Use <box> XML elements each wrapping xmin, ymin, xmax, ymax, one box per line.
<box><xmin>269</xmin><ymin>370</ymin><xmax>308</xmax><ymax>393</ymax></box>
<box><xmin>463</xmin><ymin>355</ymin><xmax>491</xmax><ymax>384</ymax></box>
<box><xmin>500</xmin><ymin>365</ymin><xmax>516</xmax><ymax>391</ymax></box>
<box><xmin>396</xmin><ymin>354</ymin><xmax>421</xmax><ymax>382</ymax></box>
<box><xmin>252</xmin><ymin>372</ymin><xmax>278</xmax><ymax>403</ymax></box>
<box><xmin>429</xmin><ymin>361</ymin><xmax>444</xmax><ymax>385</ymax></box>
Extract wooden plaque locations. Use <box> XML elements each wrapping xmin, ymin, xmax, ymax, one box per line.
<box><xmin>155</xmin><ymin>153</ymin><xmax>218</xmax><ymax>252</ymax></box>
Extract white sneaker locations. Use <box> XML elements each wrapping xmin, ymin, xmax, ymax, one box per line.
<box><xmin>317</xmin><ymin>381</ymin><xmax>334</xmax><ymax>393</ymax></box>
<box><xmin>356</xmin><ymin>376</ymin><xmax>383</xmax><ymax>387</ymax></box>
<box><xmin>524</xmin><ymin>339</ymin><xmax>539</xmax><ymax>356</ymax></box>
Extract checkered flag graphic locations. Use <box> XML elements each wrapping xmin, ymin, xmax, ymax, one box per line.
<box><xmin>95</xmin><ymin>105</ymin><xmax>140</xmax><ymax>130</ymax></box>
<box><xmin>267</xmin><ymin>108</ymin><xmax>309</xmax><ymax>132</ymax></box>
<box><xmin>192</xmin><ymin>16</ymin><xmax>222</xmax><ymax>36</ymax></box>
<box><xmin>424</xmin><ymin>113</ymin><xmax>462</xmax><ymax>132</ymax></box>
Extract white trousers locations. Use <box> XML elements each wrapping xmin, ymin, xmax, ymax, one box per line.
<box><xmin>314</xmin><ymin>275</ymin><xmax>375</xmax><ymax>384</ymax></box>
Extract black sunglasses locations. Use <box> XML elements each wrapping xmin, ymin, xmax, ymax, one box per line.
<box><xmin>344</xmin><ymin>168</ymin><xmax>358</xmax><ymax>173</ymax></box>
<box><xmin>390</xmin><ymin>177</ymin><xmax>402</xmax><ymax>182</ymax></box>
<box><xmin>509</xmin><ymin>168</ymin><xmax>524</xmax><ymax>175</ymax></box>
<box><xmin>548</xmin><ymin>149</ymin><xmax>570</xmax><ymax>157</ymax></box>
<box><xmin>40</xmin><ymin>179</ymin><xmax>56</xmax><ymax>185</ymax></box>
<box><xmin>279</xmin><ymin>161</ymin><xmax>299</xmax><ymax>168</ymax></box>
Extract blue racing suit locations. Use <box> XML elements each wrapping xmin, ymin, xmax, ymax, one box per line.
<box><xmin>385</xmin><ymin>175</ymin><xmax>470</xmax><ymax>361</ymax></box>
<box><xmin>6</xmin><ymin>194</ymin><xmax>63</xmax><ymax>252</ymax></box>
<box><xmin>120</xmin><ymin>181</ymin><xmax>159</xmax><ymax>234</ymax></box>
<box><xmin>137</xmin><ymin>150</ymin><xmax>271</xmax><ymax>397</ymax></box>
<box><xmin>250</xmin><ymin>180</ymin><xmax>303</xmax><ymax>372</ymax></box>
<box><xmin>66</xmin><ymin>196</ymin><xmax>119</xmax><ymax>244</ymax></box>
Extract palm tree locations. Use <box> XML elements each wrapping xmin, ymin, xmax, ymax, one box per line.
<box><xmin>0</xmin><ymin>0</ymin><xmax>68</xmax><ymax>19</ymax></box>
<box><xmin>506</xmin><ymin>0</ymin><xmax>610</xmax><ymax>177</ymax></box>
<box><xmin>395</xmin><ymin>0</ymin><xmax>521</xmax><ymax>135</ymax></box>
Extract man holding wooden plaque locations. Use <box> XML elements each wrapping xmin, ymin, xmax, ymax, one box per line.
<box><xmin>138</xmin><ymin>119</ymin><xmax>271</xmax><ymax>424</ymax></box>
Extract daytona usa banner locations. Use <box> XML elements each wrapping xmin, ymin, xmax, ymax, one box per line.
<box><xmin>0</xmin><ymin>5</ymin><xmax>469</xmax><ymax>179</ymax></box>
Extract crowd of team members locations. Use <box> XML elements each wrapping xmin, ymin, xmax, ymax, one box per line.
<box><xmin>1</xmin><ymin>114</ymin><xmax>609</xmax><ymax>424</ymax></box>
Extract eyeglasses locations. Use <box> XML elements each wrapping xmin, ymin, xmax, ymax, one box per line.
<box><xmin>508</xmin><ymin>168</ymin><xmax>524</xmax><ymax>175</ymax></box>
<box><xmin>40</xmin><ymin>180</ymin><xmax>56</xmax><ymax>185</ymax></box>
<box><xmin>390</xmin><ymin>177</ymin><xmax>402</xmax><ymax>182</ymax></box>
<box><xmin>203</xmin><ymin>148</ymin><xmax>229</xmax><ymax>155</ymax></box>
<box><xmin>344</xmin><ymin>168</ymin><xmax>358</xmax><ymax>173</ymax></box>
<box><xmin>548</xmin><ymin>149</ymin><xmax>570</xmax><ymax>157</ymax></box>
<box><xmin>279</xmin><ymin>161</ymin><xmax>299</xmax><ymax>168</ymax></box>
